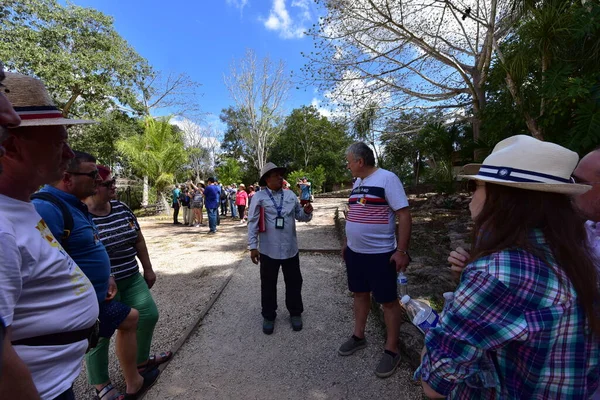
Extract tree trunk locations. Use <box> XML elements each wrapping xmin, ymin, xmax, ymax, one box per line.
<box><xmin>142</xmin><ymin>175</ymin><xmax>149</xmax><ymax>206</ymax></box>
<box><xmin>62</xmin><ymin>89</ymin><xmax>81</xmax><ymax>117</ymax></box>
<box><xmin>471</xmin><ymin>68</ymin><xmax>488</xmax><ymax>161</ymax></box>
<box><xmin>414</xmin><ymin>151</ymin><xmax>421</xmax><ymax>186</ymax></box>
<box><xmin>158</xmin><ymin>191</ymin><xmax>169</xmax><ymax>216</ymax></box>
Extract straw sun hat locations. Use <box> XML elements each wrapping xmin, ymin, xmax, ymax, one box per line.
<box><xmin>459</xmin><ymin>135</ymin><xmax>590</xmax><ymax>195</ymax></box>
<box><xmin>4</xmin><ymin>72</ymin><xmax>95</xmax><ymax>127</ymax></box>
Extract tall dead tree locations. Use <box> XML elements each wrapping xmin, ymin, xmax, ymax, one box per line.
<box><xmin>304</xmin><ymin>0</ymin><xmax>518</xmax><ymax>144</ymax></box>
<box><xmin>225</xmin><ymin>49</ymin><xmax>290</xmax><ymax>172</ymax></box>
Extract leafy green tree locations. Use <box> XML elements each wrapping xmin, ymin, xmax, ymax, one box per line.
<box><xmin>287</xmin><ymin>165</ymin><xmax>326</xmax><ymax>195</ymax></box>
<box><xmin>117</xmin><ymin>116</ymin><xmax>187</xmax><ymax>209</ymax></box>
<box><xmin>0</xmin><ymin>0</ymin><xmax>150</xmax><ymax>118</ymax></box>
<box><xmin>270</xmin><ymin>106</ymin><xmax>351</xmax><ymax>191</ymax></box>
<box><xmin>68</xmin><ymin>110</ymin><xmax>142</xmax><ymax>169</ymax></box>
<box><xmin>219</xmin><ymin>106</ymin><xmax>260</xmax><ymax>185</ymax></box>
<box><xmin>220</xmin><ymin>106</ymin><xmax>251</xmax><ymax>159</ymax></box>
<box><xmin>383</xmin><ymin>111</ymin><xmax>473</xmax><ymax>191</ymax></box>
<box><xmin>353</xmin><ymin>102</ymin><xmax>384</xmax><ymax>166</ymax></box>
<box><xmin>484</xmin><ymin>0</ymin><xmax>600</xmax><ymax>152</ymax></box>
<box><xmin>215</xmin><ymin>157</ymin><xmax>242</xmax><ymax>185</ymax></box>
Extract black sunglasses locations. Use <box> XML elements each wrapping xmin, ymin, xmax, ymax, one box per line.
<box><xmin>67</xmin><ymin>169</ymin><xmax>99</xmax><ymax>179</ymax></box>
<box><xmin>100</xmin><ymin>178</ymin><xmax>116</xmax><ymax>188</ymax></box>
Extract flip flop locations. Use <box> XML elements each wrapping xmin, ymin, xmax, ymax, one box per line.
<box><xmin>137</xmin><ymin>351</ymin><xmax>173</xmax><ymax>374</ymax></box>
<box><xmin>124</xmin><ymin>367</ymin><xmax>160</xmax><ymax>399</ymax></box>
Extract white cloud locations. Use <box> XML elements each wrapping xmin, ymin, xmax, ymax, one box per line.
<box><xmin>172</xmin><ymin>117</ymin><xmax>222</xmax><ymax>150</ymax></box>
<box><xmin>310</xmin><ymin>97</ymin><xmax>333</xmax><ymax>118</ymax></box>
<box><xmin>262</xmin><ymin>0</ymin><xmax>312</xmax><ymax>39</ymax></box>
<box><xmin>226</xmin><ymin>0</ymin><xmax>248</xmax><ymax>12</ymax></box>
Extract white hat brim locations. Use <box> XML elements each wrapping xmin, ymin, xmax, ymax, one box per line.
<box><xmin>14</xmin><ymin>118</ymin><xmax>97</xmax><ymax>127</ymax></box>
<box><xmin>458</xmin><ymin>173</ymin><xmax>591</xmax><ymax>195</ymax></box>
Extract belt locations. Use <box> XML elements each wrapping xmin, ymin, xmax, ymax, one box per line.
<box><xmin>12</xmin><ymin>322</ymin><xmax>98</xmax><ymax>347</ymax></box>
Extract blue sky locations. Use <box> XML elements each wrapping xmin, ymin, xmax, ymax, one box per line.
<box><xmin>70</xmin><ymin>0</ymin><xmax>324</xmax><ymax>128</ymax></box>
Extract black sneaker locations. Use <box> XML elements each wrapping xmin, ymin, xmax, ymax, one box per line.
<box><xmin>290</xmin><ymin>316</ymin><xmax>303</xmax><ymax>331</ymax></box>
<box><xmin>263</xmin><ymin>318</ymin><xmax>274</xmax><ymax>335</ymax></box>
<box><xmin>375</xmin><ymin>351</ymin><xmax>401</xmax><ymax>378</ymax></box>
<box><xmin>338</xmin><ymin>336</ymin><xmax>367</xmax><ymax>356</ymax></box>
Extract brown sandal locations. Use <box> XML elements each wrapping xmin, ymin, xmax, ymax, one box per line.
<box><xmin>137</xmin><ymin>351</ymin><xmax>173</xmax><ymax>374</ymax></box>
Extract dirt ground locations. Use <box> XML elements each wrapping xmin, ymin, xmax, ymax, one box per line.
<box><xmin>73</xmin><ymin>212</ymin><xmax>250</xmax><ymax>398</ymax></box>
<box><xmin>73</xmin><ymin>198</ymin><xmax>365</xmax><ymax>399</ymax></box>
<box><xmin>72</xmin><ymin>195</ymin><xmax>467</xmax><ymax>399</ymax></box>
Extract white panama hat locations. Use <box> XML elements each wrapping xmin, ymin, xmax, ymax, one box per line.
<box><xmin>459</xmin><ymin>135</ymin><xmax>590</xmax><ymax>195</ymax></box>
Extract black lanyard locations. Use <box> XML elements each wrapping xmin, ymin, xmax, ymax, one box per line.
<box><xmin>266</xmin><ymin>189</ymin><xmax>285</xmax><ymax>217</ymax></box>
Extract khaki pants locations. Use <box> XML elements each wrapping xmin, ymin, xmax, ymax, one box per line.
<box><xmin>182</xmin><ymin>206</ymin><xmax>191</xmax><ymax>225</ymax></box>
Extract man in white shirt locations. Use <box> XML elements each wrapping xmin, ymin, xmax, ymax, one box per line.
<box><xmin>572</xmin><ymin>149</ymin><xmax>600</xmax><ymax>400</ymax></box>
<box><xmin>0</xmin><ymin>64</ymin><xmax>33</xmax><ymax>397</ymax></box>
<box><xmin>248</xmin><ymin>163</ymin><xmax>313</xmax><ymax>335</ymax></box>
<box><xmin>339</xmin><ymin>142</ymin><xmax>412</xmax><ymax>379</ymax></box>
<box><xmin>0</xmin><ymin>72</ymin><xmax>99</xmax><ymax>400</ymax></box>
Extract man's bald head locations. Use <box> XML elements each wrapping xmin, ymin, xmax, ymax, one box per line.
<box><xmin>574</xmin><ymin>149</ymin><xmax>600</xmax><ymax>222</ymax></box>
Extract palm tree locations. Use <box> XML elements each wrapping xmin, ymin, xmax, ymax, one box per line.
<box><xmin>117</xmin><ymin>116</ymin><xmax>187</xmax><ymax>211</ymax></box>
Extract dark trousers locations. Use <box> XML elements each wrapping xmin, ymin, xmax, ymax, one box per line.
<box><xmin>173</xmin><ymin>203</ymin><xmax>180</xmax><ymax>223</ymax></box>
<box><xmin>53</xmin><ymin>387</ymin><xmax>75</xmax><ymax>400</ymax></box>
<box><xmin>260</xmin><ymin>252</ymin><xmax>303</xmax><ymax>321</ymax></box>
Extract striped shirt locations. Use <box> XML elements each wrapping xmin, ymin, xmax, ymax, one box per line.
<box><xmin>91</xmin><ymin>200</ymin><xmax>141</xmax><ymax>281</ymax></box>
<box><xmin>415</xmin><ymin>230</ymin><xmax>600</xmax><ymax>399</ymax></box>
<box><xmin>345</xmin><ymin>168</ymin><xmax>409</xmax><ymax>254</ymax></box>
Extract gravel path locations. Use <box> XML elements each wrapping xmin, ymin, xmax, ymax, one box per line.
<box><xmin>146</xmin><ymin>254</ymin><xmax>422</xmax><ymax>400</ymax></box>
<box><xmin>73</xmin><ymin>198</ymin><xmax>422</xmax><ymax>399</ymax></box>
<box><xmin>146</xmin><ymin>198</ymin><xmax>422</xmax><ymax>400</ymax></box>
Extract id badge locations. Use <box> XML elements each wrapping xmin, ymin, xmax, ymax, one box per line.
<box><xmin>275</xmin><ymin>216</ymin><xmax>285</xmax><ymax>229</ymax></box>
<box><xmin>358</xmin><ymin>196</ymin><xmax>367</xmax><ymax>206</ymax></box>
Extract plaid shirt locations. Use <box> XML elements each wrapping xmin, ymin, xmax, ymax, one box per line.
<box><xmin>415</xmin><ymin>230</ymin><xmax>600</xmax><ymax>399</ymax></box>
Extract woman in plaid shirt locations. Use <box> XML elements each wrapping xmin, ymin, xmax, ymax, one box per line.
<box><xmin>417</xmin><ymin>136</ymin><xmax>600</xmax><ymax>399</ymax></box>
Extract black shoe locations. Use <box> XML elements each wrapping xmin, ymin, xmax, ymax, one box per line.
<box><xmin>263</xmin><ymin>318</ymin><xmax>275</xmax><ymax>335</ymax></box>
<box><xmin>291</xmin><ymin>316</ymin><xmax>303</xmax><ymax>331</ymax></box>
<box><xmin>125</xmin><ymin>367</ymin><xmax>160</xmax><ymax>399</ymax></box>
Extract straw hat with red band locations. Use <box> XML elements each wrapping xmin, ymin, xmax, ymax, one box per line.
<box><xmin>3</xmin><ymin>72</ymin><xmax>95</xmax><ymax>127</ymax></box>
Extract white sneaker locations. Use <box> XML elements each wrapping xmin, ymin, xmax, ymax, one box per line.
<box><xmin>195</xmin><ymin>224</ymin><xmax>200</xmax><ymax>227</ymax></box>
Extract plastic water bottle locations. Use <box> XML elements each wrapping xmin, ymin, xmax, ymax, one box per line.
<box><xmin>397</xmin><ymin>272</ymin><xmax>408</xmax><ymax>297</ymax></box>
<box><xmin>400</xmin><ymin>295</ymin><xmax>439</xmax><ymax>335</ymax></box>
<box><xmin>440</xmin><ymin>292</ymin><xmax>454</xmax><ymax>320</ymax></box>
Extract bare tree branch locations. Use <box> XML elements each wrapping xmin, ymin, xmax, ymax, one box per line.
<box><xmin>224</xmin><ymin>49</ymin><xmax>290</xmax><ymax>171</ymax></box>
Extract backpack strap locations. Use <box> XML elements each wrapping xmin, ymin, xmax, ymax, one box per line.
<box><xmin>30</xmin><ymin>192</ymin><xmax>74</xmax><ymax>247</ymax></box>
